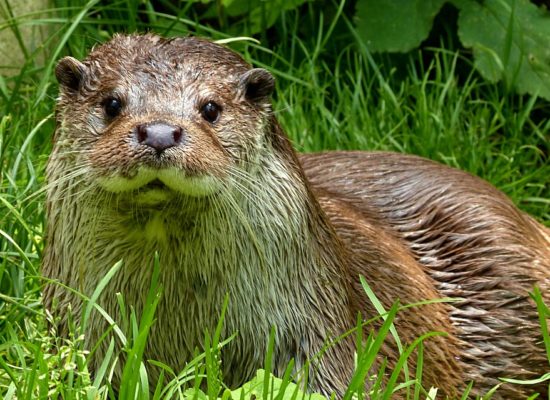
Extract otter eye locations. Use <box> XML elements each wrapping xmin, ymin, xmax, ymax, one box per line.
<box><xmin>103</xmin><ymin>97</ymin><xmax>122</xmax><ymax>118</ymax></box>
<box><xmin>201</xmin><ymin>101</ymin><xmax>221</xmax><ymax>123</ymax></box>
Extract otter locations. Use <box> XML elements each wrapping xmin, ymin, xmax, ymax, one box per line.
<box><xmin>43</xmin><ymin>33</ymin><xmax>550</xmax><ymax>398</ymax></box>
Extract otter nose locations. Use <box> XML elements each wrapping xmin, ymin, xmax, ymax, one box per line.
<box><xmin>136</xmin><ymin>122</ymin><xmax>184</xmax><ymax>152</ymax></box>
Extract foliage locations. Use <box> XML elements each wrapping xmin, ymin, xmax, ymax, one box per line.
<box><xmin>355</xmin><ymin>0</ymin><xmax>550</xmax><ymax>99</ymax></box>
<box><xmin>203</xmin><ymin>0</ymin><xmax>309</xmax><ymax>35</ymax></box>
<box><xmin>458</xmin><ymin>0</ymin><xmax>550</xmax><ymax>98</ymax></box>
<box><xmin>354</xmin><ymin>0</ymin><xmax>446</xmax><ymax>53</ymax></box>
<box><xmin>186</xmin><ymin>369</ymin><xmax>328</xmax><ymax>400</ymax></box>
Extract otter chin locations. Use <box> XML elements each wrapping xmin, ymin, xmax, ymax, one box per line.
<box><xmin>43</xmin><ymin>33</ymin><xmax>550</xmax><ymax>399</ymax></box>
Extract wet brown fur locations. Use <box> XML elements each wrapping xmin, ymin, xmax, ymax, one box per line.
<box><xmin>301</xmin><ymin>151</ymin><xmax>550</xmax><ymax>397</ymax></box>
<box><xmin>43</xmin><ymin>34</ymin><xmax>550</xmax><ymax>398</ymax></box>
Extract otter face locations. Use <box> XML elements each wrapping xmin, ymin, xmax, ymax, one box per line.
<box><xmin>53</xmin><ymin>34</ymin><xmax>275</xmax><ymax>205</ymax></box>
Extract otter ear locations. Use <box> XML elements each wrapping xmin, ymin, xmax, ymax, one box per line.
<box><xmin>238</xmin><ymin>68</ymin><xmax>275</xmax><ymax>103</ymax></box>
<box><xmin>55</xmin><ymin>56</ymin><xmax>87</xmax><ymax>92</ymax></box>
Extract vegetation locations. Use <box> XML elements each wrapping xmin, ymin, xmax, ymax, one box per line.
<box><xmin>357</xmin><ymin>0</ymin><xmax>550</xmax><ymax>100</ymax></box>
<box><xmin>0</xmin><ymin>0</ymin><xmax>548</xmax><ymax>399</ymax></box>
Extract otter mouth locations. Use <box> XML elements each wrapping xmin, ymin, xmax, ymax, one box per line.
<box><xmin>141</xmin><ymin>178</ymin><xmax>169</xmax><ymax>191</ymax></box>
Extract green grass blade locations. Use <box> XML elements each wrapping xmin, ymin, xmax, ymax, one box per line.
<box><xmin>382</xmin><ymin>331</ymin><xmax>447</xmax><ymax>400</ymax></box>
<box><xmin>343</xmin><ymin>301</ymin><xmax>399</xmax><ymax>399</ymax></box>
<box><xmin>35</xmin><ymin>0</ymin><xmax>101</xmax><ymax>106</ymax></box>
<box><xmin>531</xmin><ymin>287</ymin><xmax>550</xmax><ymax>365</ymax></box>
<box><xmin>81</xmin><ymin>260</ymin><xmax>123</xmax><ymax>333</ymax></box>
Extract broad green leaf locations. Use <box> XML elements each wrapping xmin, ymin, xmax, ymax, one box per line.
<box><xmin>355</xmin><ymin>0</ymin><xmax>446</xmax><ymax>52</ymax></box>
<box><xmin>458</xmin><ymin>0</ymin><xmax>550</xmax><ymax>99</ymax></box>
<box><xmin>230</xmin><ymin>369</ymin><xmax>326</xmax><ymax>400</ymax></box>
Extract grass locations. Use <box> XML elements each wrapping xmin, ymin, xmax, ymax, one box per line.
<box><xmin>0</xmin><ymin>0</ymin><xmax>549</xmax><ymax>399</ymax></box>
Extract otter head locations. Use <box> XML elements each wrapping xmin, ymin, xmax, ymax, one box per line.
<box><xmin>53</xmin><ymin>34</ymin><xmax>275</xmax><ymax>206</ymax></box>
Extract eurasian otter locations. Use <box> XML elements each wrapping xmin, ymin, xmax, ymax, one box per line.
<box><xmin>43</xmin><ymin>33</ymin><xmax>550</xmax><ymax>398</ymax></box>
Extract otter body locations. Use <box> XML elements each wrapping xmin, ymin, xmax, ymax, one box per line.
<box><xmin>43</xmin><ymin>34</ymin><xmax>550</xmax><ymax>398</ymax></box>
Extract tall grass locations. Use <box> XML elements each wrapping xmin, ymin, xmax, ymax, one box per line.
<box><xmin>0</xmin><ymin>0</ymin><xmax>548</xmax><ymax>399</ymax></box>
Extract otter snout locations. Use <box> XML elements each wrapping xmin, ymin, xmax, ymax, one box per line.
<box><xmin>136</xmin><ymin>122</ymin><xmax>185</xmax><ymax>153</ymax></box>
